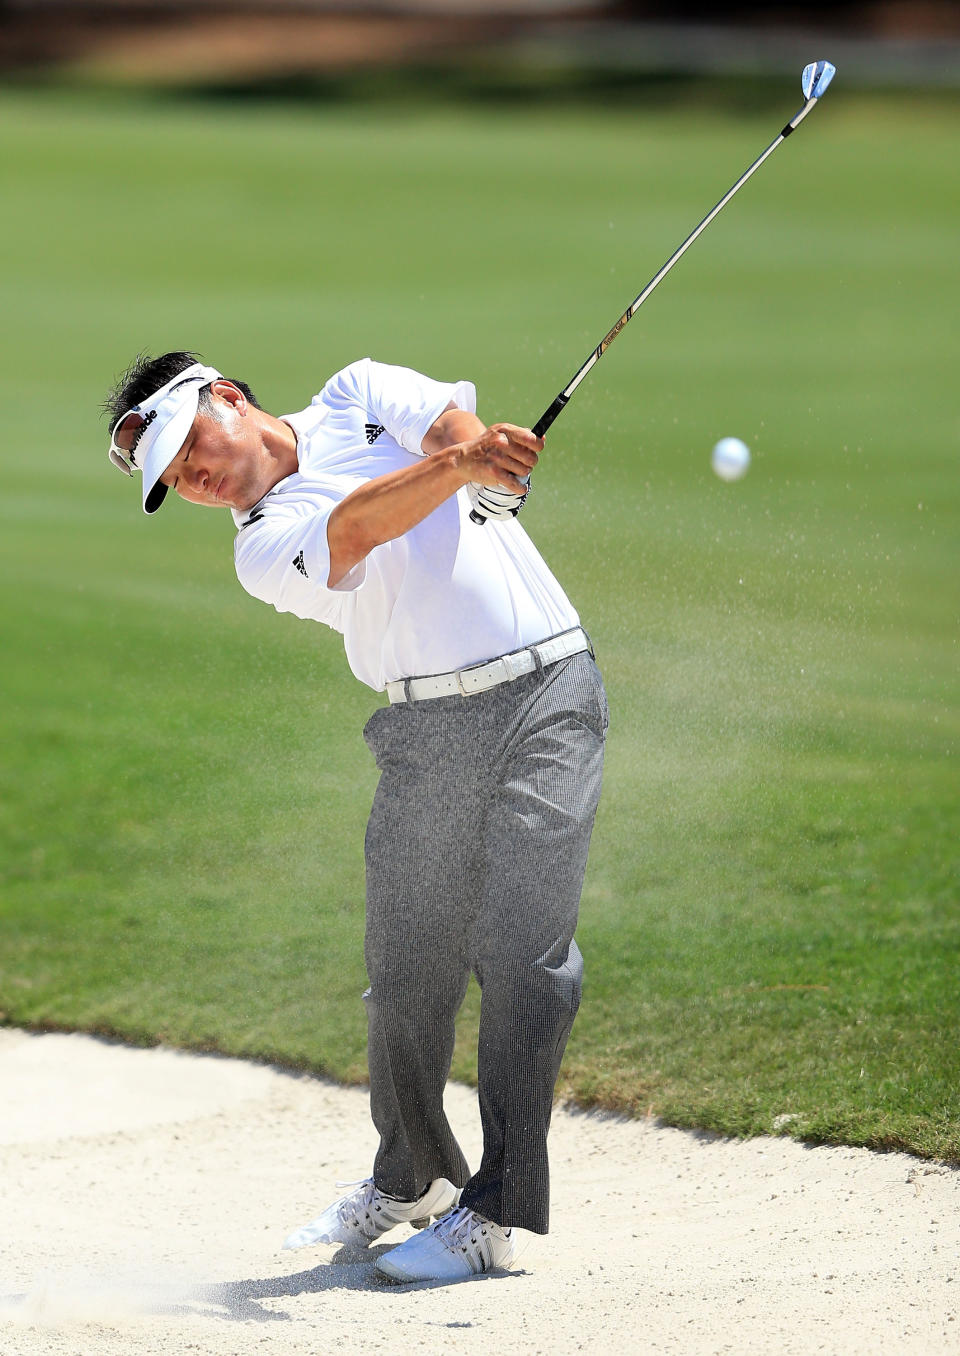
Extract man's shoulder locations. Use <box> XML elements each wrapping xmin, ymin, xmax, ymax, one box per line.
<box><xmin>313</xmin><ymin>357</ymin><xmax>449</xmax><ymax>410</ymax></box>
<box><xmin>291</xmin><ymin>357</ymin><xmax>449</xmax><ymax>425</ymax></box>
<box><xmin>313</xmin><ymin>357</ymin><xmax>374</xmax><ymax>407</ymax></box>
<box><xmin>278</xmin><ymin>359</ymin><xmax>377</xmax><ymax>438</ymax></box>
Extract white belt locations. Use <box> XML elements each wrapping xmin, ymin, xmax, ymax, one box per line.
<box><xmin>385</xmin><ymin>627</ymin><xmax>591</xmax><ymax>704</ymax></box>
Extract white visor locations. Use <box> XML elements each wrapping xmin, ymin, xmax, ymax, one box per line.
<box><xmin>108</xmin><ymin>363</ymin><xmax>223</xmax><ymax>513</ymax></box>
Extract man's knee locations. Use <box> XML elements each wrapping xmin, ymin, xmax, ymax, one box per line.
<box><xmin>479</xmin><ymin>939</ymin><xmax>583</xmax><ymax>1036</ymax></box>
<box><xmin>363</xmin><ymin>962</ymin><xmax>470</xmax><ymax>1024</ymax></box>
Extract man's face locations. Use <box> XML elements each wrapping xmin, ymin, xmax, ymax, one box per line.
<box><xmin>158</xmin><ymin>385</ymin><xmax>268</xmax><ymax>512</ymax></box>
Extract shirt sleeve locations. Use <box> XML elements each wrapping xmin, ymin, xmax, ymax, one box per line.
<box><xmin>350</xmin><ymin>358</ymin><xmax>477</xmax><ymax>457</ymax></box>
<box><xmin>233</xmin><ymin>487</ymin><xmax>365</xmax><ymax>630</ymax></box>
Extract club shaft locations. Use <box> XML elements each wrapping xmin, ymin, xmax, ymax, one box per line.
<box><xmin>531</xmin><ymin>97</ymin><xmax>817</xmax><ymax>439</ymax></box>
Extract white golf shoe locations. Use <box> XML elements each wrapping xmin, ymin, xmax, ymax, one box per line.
<box><xmin>375</xmin><ymin>1205</ymin><xmax>515</xmax><ymax>1283</ymax></box>
<box><xmin>283</xmin><ymin>1178</ymin><xmax>460</xmax><ymax>1251</ymax></box>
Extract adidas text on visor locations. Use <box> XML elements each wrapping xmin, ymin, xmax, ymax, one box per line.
<box><xmin>108</xmin><ymin>363</ymin><xmax>223</xmax><ymax>514</ymax></box>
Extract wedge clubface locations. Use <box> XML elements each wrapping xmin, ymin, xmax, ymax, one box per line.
<box><xmin>802</xmin><ymin>59</ymin><xmax>837</xmax><ymax>101</ymax></box>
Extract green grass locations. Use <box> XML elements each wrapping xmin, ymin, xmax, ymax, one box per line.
<box><xmin>1</xmin><ymin>83</ymin><xmax>958</xmax><ymax>1158</ymax></box>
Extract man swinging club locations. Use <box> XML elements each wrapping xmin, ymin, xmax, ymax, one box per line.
<box><xmin>104</xmin><ymin>352</ymin><xmax>607</xmax><ymax>1284</ymax></box>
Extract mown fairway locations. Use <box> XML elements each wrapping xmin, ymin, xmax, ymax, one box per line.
<box><xmin>1</xmin><ymin>84</ymin><xmax>957</xmax><ymax>1156</ymax></box>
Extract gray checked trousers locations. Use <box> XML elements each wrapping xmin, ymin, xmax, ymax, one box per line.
<box><xmin>361</xmin><ymin>649</ymin><xmax>607</xmax><ymax>1234</ymax></box>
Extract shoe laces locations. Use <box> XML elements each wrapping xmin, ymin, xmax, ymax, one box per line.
<box><xmin>334</xmin><ymin>1178</ymin><xmax>379</xmax><ymax>1223</ymax></box>
<box><xmin>433</xmin><ymin>1205</ymin><xmax>507</xmax><ymax>1252</ymax></box>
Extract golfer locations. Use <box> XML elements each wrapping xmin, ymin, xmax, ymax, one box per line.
<box><xmin>105</xmin><ymin>352</ymin><xmax>607</xmax><ymax>1284</ymax></box>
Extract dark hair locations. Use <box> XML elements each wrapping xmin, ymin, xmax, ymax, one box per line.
<box><xmin>103</xmin><ymin>350</ymin><xmax>262</xmax><ymax>428</ymax></box>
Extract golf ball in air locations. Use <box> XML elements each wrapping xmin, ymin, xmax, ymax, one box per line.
<box><xmin>711</xmin><ymin>436</ymin><xmax>751</xmax><ymax>482</ymax></box>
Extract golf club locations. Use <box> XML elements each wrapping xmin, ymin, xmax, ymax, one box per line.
<box><xmin>469</xmin><ymin>59</ymin><xmax>836</xmax><ymax>524</ymax></box>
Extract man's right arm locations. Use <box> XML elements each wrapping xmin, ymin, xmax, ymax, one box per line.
<box><xmin>325</xmin><ymin>419</ymin><xmax>541</xmax><ymax>588</ymax></box>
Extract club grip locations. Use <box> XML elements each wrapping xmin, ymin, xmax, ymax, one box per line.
<box><xmin>532</xmin><ymin>393</ymin><xmax>569</xmax><ymax>440</ymax></box>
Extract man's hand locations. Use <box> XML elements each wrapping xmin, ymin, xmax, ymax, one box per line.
<box><xmin>423</xmin><ymin>412</ymin><xmax>540</xmax><ymax>524</ymax></box>
<box><xmin>328</xmin><ymin>413</ymin><xmax>542</xmax><ymax>586</ymax></box>
<box><xmin>450</xmin><ymin>422</ymin><xmax>539</xmax><ymax>523</ymax></box>
<box><xmin>450</xmin><ymin>422</ymin><xmax>541</xmax><ymax>494</ymax></box>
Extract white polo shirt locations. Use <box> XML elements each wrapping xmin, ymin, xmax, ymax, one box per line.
<box><xmin>233</xmin><ymin>359</ymin><xmax>579</xmax><ymax>692</ymax></box>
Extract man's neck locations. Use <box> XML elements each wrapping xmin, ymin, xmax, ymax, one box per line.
<box><xmin>260</xmin><ymin>411</ymin><xmax>300</xmax><ymax>493</ymax></box>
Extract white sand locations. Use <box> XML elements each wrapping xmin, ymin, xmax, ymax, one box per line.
<box><xmin>0</xmin><ymin>1028</ymin><xmax>957</xmax><ymax>1355</ymax></box>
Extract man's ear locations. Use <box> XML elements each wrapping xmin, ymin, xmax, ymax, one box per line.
<box><xmin>209</xmin><ymin>380</ymin><xmax>246</xmax><ymax>415</ymax></box>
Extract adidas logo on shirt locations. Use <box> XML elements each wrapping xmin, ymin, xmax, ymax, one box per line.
<box><xmin>364</xmin><ymin>422</ymin><xmax>385</xmax><ymax>444</ymax></box>
<box><xmin>292</xmin><ymin>550</ymin><xmax>308</xmax><ymax>577</ymax></box>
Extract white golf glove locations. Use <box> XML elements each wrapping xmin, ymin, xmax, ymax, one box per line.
<box><xmin>466</xmin><ymin>480</ymin><xmax>529</xmax><ymax>523</ymax></box>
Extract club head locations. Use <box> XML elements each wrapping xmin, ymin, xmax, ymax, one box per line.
<box><xmin>802</xmin><ymin>60</ymin><xmax>836</xmax><ymax>101</ymax></box>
